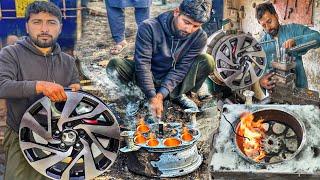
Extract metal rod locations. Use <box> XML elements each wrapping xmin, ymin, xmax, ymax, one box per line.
<box><xmin>0</xmin><ymin>3</ymin><xmax>2</xmax><ymax>20</ymax></box>
<box><xmin>222</xmin><ymin>113</ymin><xmax>250</xmax><ymax>141</ymax></box>
<box><xmin>62</xmin><ymin>0</ymin><xmax>67</xmax><ymax>19</ymax></box>
<box><xmin>0</xmin><ymin>7</ymin><xmax>83</xmax><ymax>12</ymax></box>
<box><xmin>159</xmin><ymin>122</ymin><xmax>164</xmax><ymax>136</ymax></box>
<box><xmin>0</xmin><ymin>16</ymin><xmax>77</xmax><ymax>19</ymax></box>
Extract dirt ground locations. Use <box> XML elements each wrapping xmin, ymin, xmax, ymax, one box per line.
<box><xmin>0</xmin><ymin>0</ymin><xmax>220</xmax><ymax>179</ymax></box>
<box><xmin>75</xmin><ymin>0</ymin><xmax>219</xmax><ymax>179</ymax></box>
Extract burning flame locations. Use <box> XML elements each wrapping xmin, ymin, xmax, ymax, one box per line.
<box><xmin>137</xmin><ymin>118</ymin><xmax>144</xmax><ymax>125</ymax></box>
<box><xmin>163</xmin><ymin>137</ymin><xmax>181</xmax><ymax>147</ymax></box>
<box><xmin>238</xmin><ymin>112</ymin><xmax>266</xmax><ymax>162</ymax></box>
<box><xmin>147</xmin><ymin>132</ymin><xmax>159</xmax><ymax>147</ymax></box>
<box><xmin>136</xmin><ymin>119</ymin><xmax>150</xmax><ymax>134</ymax></box>
<box><xmin>134</xmin><ymin>132</ymin><xmax>146</xmax><ymax>144</ymax></box>
<box><xmin>181</xmin><ymin>127</ymin><xmax>193</xmax><ymax>142</ymax></box>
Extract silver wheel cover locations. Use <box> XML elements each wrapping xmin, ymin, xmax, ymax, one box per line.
<box><xmin>19</xmin><ymin>90</ymin><xmax>120</xmax><ymax>180</ymax></box>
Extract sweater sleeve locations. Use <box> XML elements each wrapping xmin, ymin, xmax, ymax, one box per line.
<box><xmin>0</xmin><ymin>47</ymin><xmax>37</xmax><ymax>98</ymax></box>
<box><xmin>160</xmin><ymin>33</ymin><xmax>207</xmax><ymax>95</ymax></box>
<box><xmin>70</xmin><ymin>58</ymin><xmax>80</xmax><ymax>85</ymax></box>
<box><xmin>134</xmin><ymin>22</ymin><xmax>156</xmax><ymax>99</ymax></box>
<box><xmin>291</xmin><ymin>24</ymin><xmax>320</xmax><ymax>55</ymax></box>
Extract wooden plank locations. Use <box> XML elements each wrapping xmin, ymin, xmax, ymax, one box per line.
<box><xmin>80</xmin><ymin>80</ymin><xmax>93</xmax><ymax>86</ymax></box>
<box><xmin>76</xmin><ymin>0</ymin><xmax>82</xmax><ymax>41</ymax></box>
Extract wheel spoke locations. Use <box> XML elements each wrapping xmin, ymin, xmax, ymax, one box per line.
<box><xmin>20</xmin><ymin>90</ymin><xmax>120</xmax><ymax>179</ymax></box>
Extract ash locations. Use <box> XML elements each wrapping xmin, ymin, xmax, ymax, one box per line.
<box><xmin>211</xmin><ymin>104</ymin><xmax>320</xmax><ymax>175</ymax></box>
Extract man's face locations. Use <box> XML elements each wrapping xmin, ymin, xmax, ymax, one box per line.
<box><xmin>173</xmin><ymin>8</ymin><xmax>202</xmax><ymax>37</ymax></box>
<box><xmin>26</xmin><ymin>12</ymin><xmax>62</xmax><ymax>48</ymax></box>
<box><xmin>258</xmin><ymin>11</ymin><xmax>279</xmax><ymax>37</ymax></box>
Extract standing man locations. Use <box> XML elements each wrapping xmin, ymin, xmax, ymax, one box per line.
<box><xmin>0</xmin><ymin>2</ymin><xmax>80</xmax><ymax>179</ymax></box>
<box><xmin>106</xmin><ymin>0</ymin><xmax>152</xmax><ymax>55</ymax></box>
<box><xmin>256</xmin><ymin>2</ymin><xmax>320</xmax><ymax>90</ymax></box>
<box><xmin>107</xmin><ymin>0</ymin><xmax>214</xmax><ymax>119</ymax></box>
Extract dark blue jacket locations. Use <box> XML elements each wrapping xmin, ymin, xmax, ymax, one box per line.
<box><xmin>134</xmin><ymin>11</ymin><xmax>207</xmax><ymax>99</ymax></box>
<box><xmin>260</xmin><ymin>23</ymin><xmax>320</xmax><ymax>88</ymax></box>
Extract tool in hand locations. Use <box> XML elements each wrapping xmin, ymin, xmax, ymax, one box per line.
<box><xmin>284</xmin><ymin>0</ymin><xmax>289</xmax><ymax>20</ymax></box>
<box><xmin>157</xmin><ymin>117</ymin><xmax>164</xmax><ymax>136</ymax></box>
<box><xmin>288</xmin><ymin>8</ymin><xmax>293</xmax><ymax>19</ymax></box>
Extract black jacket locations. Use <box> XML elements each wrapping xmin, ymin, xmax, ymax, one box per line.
<box><xmin>134</xmin><ymin>11</ymin><xmax>207</xmax><ymax>99</ymax></box>
<box><xmin>0</xmin><ymin>37</ymin><xmax>79</xmax><ymax>132</ymax></box>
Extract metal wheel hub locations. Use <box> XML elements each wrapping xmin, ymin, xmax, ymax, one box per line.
<box><xmin>206</xmin><ymin>30</ymin><xmax>267</xmax><ymax>90</ymax></box>
<box><xmin>61</xmin><ymin>130</ymin><xmax>78</xmax><ymax>146</ymax></box>
<box><xmin>19</xmin><ymin>90</ymin><xmax>120</xmax><ymax>180</ymax></box>
<box><xmin>234</xmin><ymin>108</ymin><xmax>306</xmax><ymax>165</ymax></box>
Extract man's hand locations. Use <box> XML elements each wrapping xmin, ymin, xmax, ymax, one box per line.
<box><xmin>259</xmin><ymin>72</ymin><xmax>276</xmax><ymax>90</ymax></box>
<box><xmin>282</xmin><ymin>39</ymin><xmax>296</xmax><ymax>49</ymax></box>
<box><xmin>36</xmin><ymin>81</ymin><xmax>67</xmax><ymax>102</ymax></box>
<box><xmin>149</xmin><ymin>93</ymin><xmax>164</xmax><ymax>119</ymax></box>
<box><xmin>69</xmin><ymin>83</ymin><xmax>81</xmax><ymax>91</ymax></box>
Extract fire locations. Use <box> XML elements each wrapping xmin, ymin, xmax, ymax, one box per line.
<box><xmin>134</xmin><ymin>132</ymin><xmax>146</xmax><ymax>144</ymax></box>
<box><xmin>147</xmin><ymin>132</ymin><xmax>159</xmax><ymax>147</ymax></box>
<box><xmin>238</xmin><ymin>112</ymin><xmax>266</xmax><ymax>162</ymax></box>
<box><xmin>181</xmin><ymin>127</ymin><xmax>193</xmax><ymax>142</ymax></box>
<box><xmin>136</xmin><ymin>118</ymin><xmax>150</xmax><ymax>134</ymax></box>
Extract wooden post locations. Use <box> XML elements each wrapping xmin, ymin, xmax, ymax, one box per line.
<box><xmin>76</xmin><ymin>0</ymin><xmax>82</xmax><ymax>41</ymax></box>
<box><xmin>0</xmin><ymin>3</ymin><xmax>2</xmax><ymax>20</ymax></box>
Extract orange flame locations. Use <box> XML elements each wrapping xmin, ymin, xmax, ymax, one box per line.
<box><xmin>137</xmin><ymin>118</ymin><xmax>144</xmax><ymax>125</ymax></box>
<box><xmin>238</xmin><ymin>112</ymin><xmax>266</xmax><ymax>162</ymax></box>
<box><xmin>134</xmin><ymin>132</ymin><xmax>146</xmax><ymax>144</ymax></box>
<box><xmin>136</xmin><ymin>119</ymin><xmax>150</xmax><ymax>134</ymax></box>
<box><xmin>163</xmin><ymin>137</ymin><xmax>181</xmax><ymax>147</ymax></box>
<box><xmin>181</xmin><ymin>127</ymin><xmax>193</xmax><ymax>142</ymax></box>
<box><xmin>147</xmin><ymin>133</ymin><xmax>159</xmax><ymax>147</ymax></box>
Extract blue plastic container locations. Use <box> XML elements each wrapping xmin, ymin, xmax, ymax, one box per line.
<box><xmin>0</xmin><ymin>0</ymin><xmax>87</xmax><ymax>51</ymax></box>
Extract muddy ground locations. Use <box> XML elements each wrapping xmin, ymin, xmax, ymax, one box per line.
<box><xmin>75</xmin><ymin>0</ymin><xmax>220</xmax><ymax>179</ymax></box>
<box><xmin>0</xmin><ymin>0</ymin><xmax>220</xmax><ymax>179</ymax></box>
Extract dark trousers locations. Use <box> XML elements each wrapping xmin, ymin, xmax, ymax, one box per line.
<box><xmin>4</xmin><ymin>127</ymin><xmax>49</xmax><ymax>180</ymax></box>
<box><xmin>106</xmin><ymin>54</ymin><xmax>215</xmax><ymax>99</ymax></box>
<box><xmin>105</xmin><ymin>2</ymin><xmax>150</xmax><ymax>43</ymax></box>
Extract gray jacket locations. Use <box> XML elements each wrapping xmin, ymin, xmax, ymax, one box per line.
<box><xmin>0</xmin><ymin>37</ymin><xmax>80</xmax><ymax>132</ymax></box>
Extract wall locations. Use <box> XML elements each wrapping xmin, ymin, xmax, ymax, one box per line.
<box><xmin>239</xmin><ymin>0</ymin><xmax>320</xmax><ymax>37</ymax></box>
<box><xmin>236</xmin><ymin>0</ymin><xmax>320</xmax><ymax>92</ymax></box>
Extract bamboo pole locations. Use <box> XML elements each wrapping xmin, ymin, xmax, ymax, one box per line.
<box><xmin>76</xmin><ymin>0</ymin><xmax>82</xmax><ymax>41</ymax></box>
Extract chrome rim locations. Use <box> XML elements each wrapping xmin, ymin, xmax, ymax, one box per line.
<box><xmin>19</xmin><ymin>90</ymin><xmax>120</xmax><ymax>179</ymax></box>
<box><xmin>208</xmin><ymin>32</ymin><xmax>266</xmax><ymax>90</ymax></box>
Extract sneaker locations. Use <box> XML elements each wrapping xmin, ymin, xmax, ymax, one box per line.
<box><xmin>174</xmin><ymin>94</ymin><xmax>199</xmax><ymax>113</ymax></box>
<box><xmin>197</xmin><ymin>81</ymin><xmax>213</xmax><ymax>100</ymax></box>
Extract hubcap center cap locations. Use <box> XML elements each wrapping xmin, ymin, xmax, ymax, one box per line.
<box><xmin>62</xmin><ymin>130</ymin><xmax>77</xmax><ymax>146</ymax></box>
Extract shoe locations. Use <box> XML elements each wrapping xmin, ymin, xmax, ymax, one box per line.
<box><xmin>175</xmin><ymin>94</ymin><xmax>199</xmax><ymax>113</ymax></box>
<box><xmin>197</xmin><ymin>82</ymin><xmax>213</xmax><ymax>100</ymax></box>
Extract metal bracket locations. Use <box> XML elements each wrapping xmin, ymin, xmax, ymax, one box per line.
<box><xmin>0</xmin><ymin>3</ymin><xmax>2</xmax><ymax>20</ymax></box>
<box><xmin>62</xmin><ymin>0</ymin><xmax>67</xmax><ymax>19</ymax></box>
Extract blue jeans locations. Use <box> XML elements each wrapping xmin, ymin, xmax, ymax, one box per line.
<box><xmin>105</xmin><ymin>2</ymin><xmax>150</xmax><ymax>43</ymax></box>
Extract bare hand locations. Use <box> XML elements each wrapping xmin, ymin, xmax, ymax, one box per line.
<box><xmin>282</xmin><ymin>39</ymin><xmax>296</xmax><ymax>49</ymax></box>
<box><xmin>259</xmin><ymin>72</ymin><xmax>276</xmax><ymax>90</ymax></box>
<box><xmin>36</xmin><ymin>81</ymin><xmax>67</xmax><ymax>102</ymax></box>
<box><xmin>149</xmin><ymin>93</ymin><xmax>164</xmax><ymax>119</ymax></box>
<box><xmin>69</xmin><ymin>83</ymin><xmax>81</xmax><ymax>91</ymax></box>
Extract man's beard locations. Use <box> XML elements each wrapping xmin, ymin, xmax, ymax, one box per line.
<box><xmin>267</xmin><ymin>28</ymin><xmax>279</xmax><ymax>37</ymax></box>
<box><xmin>30</xmin><ymin>34</ymin><xmax>57</xmax><ymax>48</ymax></box>
<box><xmin>176</xmin><ymin>30</ymin><xmax>189</xmax><ymax>38</ymax></box>
<box><xmin>173</xmin><ymin>18</ymin><xmax>190</xmax><ymax>38</ymax></box>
